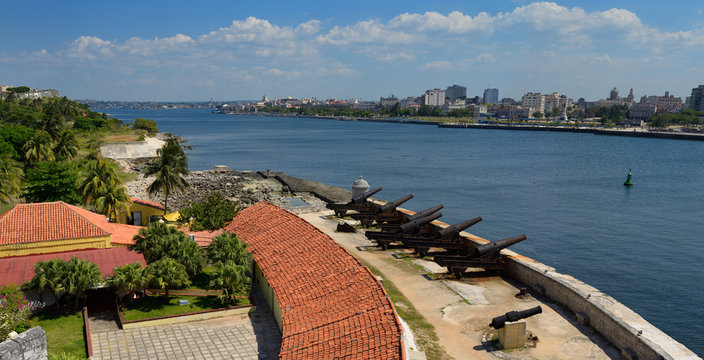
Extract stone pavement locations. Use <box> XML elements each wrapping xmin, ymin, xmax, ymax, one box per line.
<box><xmin>91</xmin><ymin>291</ymin><xmax>281</xmax><ymax>360</ymax></box>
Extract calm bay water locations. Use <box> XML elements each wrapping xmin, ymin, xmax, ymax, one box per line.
<box><xmin>111</xmin><ymin>108</ymin><xmax>704</xmax><ymax>355</ymax></box>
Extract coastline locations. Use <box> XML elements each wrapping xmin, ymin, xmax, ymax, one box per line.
<box><xmin>216</xmin><ymin>111</ymin><xmax>704</xmax><ymax>141</ymax></box>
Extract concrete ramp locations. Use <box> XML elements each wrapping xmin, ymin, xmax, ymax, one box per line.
<box><xmin>100</xmin><ymin>137</ymin><xmax>165</xmax><ymax>159</ymax></box>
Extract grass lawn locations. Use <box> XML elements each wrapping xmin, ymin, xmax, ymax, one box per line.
<box><xmin>121</xmin><ymin>295</ymin><xmax>250</xmax><ymax>321</ymax></box>
<box><xmin>29</xmin><ymin>310</ymin><xmax>86</xmax><ymax>358</ymax></box>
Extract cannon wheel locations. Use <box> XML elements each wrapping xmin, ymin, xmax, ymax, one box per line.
<box><xmin>452</xmin><ymin>267</ymin><xmax>467</xmax><ymax>279</ymax></box>
<box><xmin>335</xmin><ymin>210</ymin><xmax>348</xmax><ymax>217</ymax></box>
<box><xmin>415</xmin><ymin>247</ymin><xmax>429</xmax><ymax>258</ymax></box>
<box><xmin>378</xmin><ymin>241</ymin><xmax>388</xmax><ymax>250</ymax></box>
<box><xmin>361</xmin><ymin>219</ymin><xmax>374</xmax><ymax>227</ymax></box>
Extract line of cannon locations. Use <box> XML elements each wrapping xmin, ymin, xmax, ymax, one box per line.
<box><xmin>327</xmin><ymin>187</ymin><xmax>526</xmax><ymax>278</ymax></box>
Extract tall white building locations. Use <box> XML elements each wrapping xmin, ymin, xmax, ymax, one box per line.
<box><xmin>543</xmin><ymin>92</ymin><xmax>570</xmax><ymax>113</ymax></box>
<box><xmin>423</xmin><ymin>89</ymin><xmax>446</xmax><ymax>106</ymax></box>
<box><xmin>521</xmin><ymin>92</ymin><xmax>545</xmax><ymax>113</ymax></box>
<box><xmin>483</xmin><ymin>88</ymin><xmax>499</xmax><ymax>104</ymax></box>
<box><xmin>446</xmin><ymin>85</ymin><xmax>467</xmax><ymax>101</ymax></box>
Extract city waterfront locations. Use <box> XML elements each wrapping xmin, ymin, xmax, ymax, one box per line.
<box><xmin>112</xmin><ymin>108</ymin><xmax>704</xmax><ymax>356</ymax></box>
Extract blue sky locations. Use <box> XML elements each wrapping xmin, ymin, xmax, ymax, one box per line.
<box><xmin>2</xmin><ymin>1</ymin><xmax>704</xmax><ymax>101</ymax></box>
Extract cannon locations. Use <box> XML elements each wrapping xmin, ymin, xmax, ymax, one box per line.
<box><xmin>365</xmin><ymin>212</ymin><xmax>442</xmax><ymax>250</ymax></box>
<box><xmin>326</xmin><ymin>187</ymin><xmax>382</xmax><ymax>217</ymax></box>
<box><xmin>489</xmin><ymin>306</ymin><xmax>542</xmax><ymax>329</ymax></box>
<box><xmin>434</xmin><ymin>234</ymin><xmax>526</xmax><ymax>278</ymax></box>
<box><xmin>401</xmin><ymin>217</ymin><xmax>482</xmax><ymax>257</ymax></box>
<box><xmin>350</xmin><ymin>194</ymin><xmax>413</xmax><ymax>227</ymax></box>
<box><xmin>378</xmin><ymin>204</ymin><xmax>443</xmax><ymax>232</ymax></box>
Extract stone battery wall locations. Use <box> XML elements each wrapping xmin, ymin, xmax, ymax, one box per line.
<box><xmin>0</xmin><ymin>327</ymin><xmax>48</xmax><ymax>360</ymax></box>
<box><xmin>390</xmin><ymin>205</ymin><xmax>700</xmax><ymax>360</ymax></box>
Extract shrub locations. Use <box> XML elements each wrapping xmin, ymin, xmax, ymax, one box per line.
<box><xmin>179</xmin><ymin>193</ymin><xmax>240</xmax><ymax>231</ymax></box>
<box><xmin>0</xmin><ymin>284</ymin><xmax>33</xmax><ymax>341</ymax></box>
<box><xmin>132</xmin><ymin>118</ymin><xmax>158</xmax><ymax>134</ymax></box>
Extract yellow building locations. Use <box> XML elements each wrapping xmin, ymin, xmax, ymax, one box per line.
<box><xmin>0</xmin><ymin>202</ymin><xmax>142</xmax><ymax>257</ymax></box>
<box><xmin>116</xmin><ymin>197</ymin><xmax>166</xmax><ymax>226</ymax></box>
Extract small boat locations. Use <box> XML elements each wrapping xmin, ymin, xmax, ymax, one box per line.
<box><xmin>624</xmin><ymin>170</ymin><xmax>633</xmax><ymax>186</ymax></box>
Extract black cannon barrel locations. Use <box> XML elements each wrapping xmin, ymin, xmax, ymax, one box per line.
<box><xmin>351</xmin><ymin>187</ymin><xmax>382</xmax><ymax>204</ymax></box>
<box><xmin>436</xmin><ymin>217</ymin><xmax>482</xmax><ymax>239</ymax></box>
<box><xmin>489</xmin><ymin>306</ymin><xmax>542</xmax><ymax>329</ymax></box>
<box><xmin>399</xmin><ymin>212</ymin><xmax>442</xmax><ymax>233</ymax></box>
<box><xmin>406</xmin><ymin>204</ymin><xmax>444</xmax><ymax>222</ymax></box>
<box><xmin>377</xmin><ymin>194</ymin><xmax>413</xmax><ymax>213</ymax></box>
<box><xmin>473</xmin><ymin>234</ymin><xmax>526</xmax><ymax>258</ymax></box>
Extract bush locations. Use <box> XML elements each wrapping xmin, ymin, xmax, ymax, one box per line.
<box><xmin>0</xmin><ymin>284</ymin><xmax>33</xmax><ymax>341</ymax></box>
<box><xmin>179</xmin><ymin>193</ymin><xmax>240</xmax><ymax>231</ymax></box>
<box><xmin>23</xmin><ymin>161</ymin><xmax>81</xmax><ymax>204</ymax></box>
<box><xmin>132</xmin><ymin>118</ymin><xmax>158</xmax><ymax>134</ymax></box>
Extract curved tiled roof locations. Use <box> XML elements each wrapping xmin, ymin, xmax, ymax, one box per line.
<box><xmin>225</xmin><ymin>202</ymin><xmax>403</xmax><ymax>359</ymax></box>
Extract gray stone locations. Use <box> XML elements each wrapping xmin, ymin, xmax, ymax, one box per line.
<box><xmin>0</xmin><ymin>327</ymin><xmax>47</xmax><ymax>360</ymax></box>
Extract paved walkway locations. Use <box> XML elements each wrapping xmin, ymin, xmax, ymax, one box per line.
<box><xmin>91</xmin><ymin>291</ymin><xmax>281</xmax><ymax>360</ymax></box>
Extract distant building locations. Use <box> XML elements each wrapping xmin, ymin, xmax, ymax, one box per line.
<box><xmin>689</xmin><ymin>85</ymin><xmax>704</xmax><ymax>111</ymax></box>
<box><xmin>17</xmin><ymin>88</ymin><xmax>60</xmax><ymax>100</ymax></box>
<box><xmin>442</xmin><ymin>99</ymin><xmax>467</xmax><ymax>112</ymax></box>
<box><xmin>629</xmin><ymin>102</ymin><xmax>657</xmax><ymax>122</ymax></box>
<box><xmin>380</xmin><ymin>96</ymin><xmax>399</xmax><ymax>107</ymax></box>
<box><xmin>609</xmin><ymin>87</ymin><xmax>619</xmax><ymax>101</ymax></box>
<box><xmin>500</xmin><ymin>97</ymin><xmax>517</xmax><ymax>105</ymax></box>
<box><xmin>400</xmin><ymin>96</ymin><xmax>421</xmax><ymax>109</ymax></box>
<box><xmin>483</xmin><ymin>88</ymin><xmax>499</xmax><ymax>104</ymax></box>
<box><xmin>639</xmin><ymin>91</ymin><xmax>683</xmax><ymax>113</ymax></box>
<box><xmin>445</xmin><ymin>85</ymin><xmax>467</xmax><ymax>101</ymax></box>
<box><xmin>492</xmin><ymin>104</ymin><xmax>532</xmax><ymax>119</ymax></box>
<box><xmin>521</xmin><ymin>92</ymin><xmax>545</xmax><ymax>113</ymax></box>
<box><xmin>543</xmin><ymin>92</ymin><xmax>570</xmax><ymax>114</ymax></box>
<box><xmin>685</xmin><ymin>96</ymin><xmax>691</xmax><ymax>110</ymax></box>
<box><xmin>423</xmin><ymin>88</ymin><xmax>446</xmax><ymax>106</ymax></box>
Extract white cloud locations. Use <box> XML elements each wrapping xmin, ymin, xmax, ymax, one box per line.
<box><xmin>376</xmin><ymin>52</ymin><xmax>416</xmax><ymax>62</ymax></box>
<box><xmin>419</xmin><ymin>60</ymin><xmax>452</xmax><ymax>70</ymax></box>
<box><xmin>316</xmin><ymin>20</ymin><xmax>415</xmax><ymax>45</ymax></box>
<box><xmin>69</xmin><ymin>36</ymin><xmax>113</xmax><ymax>60</ymax></box>
<box><xmin>389</xmin><ymin>10</ymin><xmax>494</xmax><ymax>33</ymax></box>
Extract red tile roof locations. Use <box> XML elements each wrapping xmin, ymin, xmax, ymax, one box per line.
<box><xmin>0</xmin><ymin>202</ymin><xmax>143</xmax><ymax>247</ymax></box>
<box><xmin>130</xmin><ymin>197</ymin><xmax>165</xmax><ymax>211</ymax></box>
<box><xmin>0</xmin><ymin>247</ymin><xmax>146</xmax><ymax>286</ymax></box>
<box><xmin>225</xmin><ymin>202</ymin><xmax>403</xmax><ymax>359</ymax></box>
<box><xmin>176</xmin><ymin>228</ymin><xmax>224</xmax><ymax>247</ymax></box>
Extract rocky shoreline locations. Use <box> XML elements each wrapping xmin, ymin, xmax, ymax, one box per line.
<box><xmin>120</xmin><ymin>152</ymin><xmax>352</xmax><ymax>213</ymax></box>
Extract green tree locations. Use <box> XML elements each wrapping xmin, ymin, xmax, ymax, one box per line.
<box><xmin>52</xmin><ymin>130</ymin><xmax>78</xmax><ymax>160</ymax></box>
<box><xmin>648</xmin><ymin>114</ymin><xmax>670</xmax><ymax>129</ymax></box>
<box><xmin>143</xmin><ymin>139</ymin><xmax>189</xmax><ymax>212</ymax></box>
<box><xmin>109</xmin><ymin>262</ymin><xmax>150</xmax><ymax>303</ymax></box>
<box><xmin>78</xmin><ymin>158</ymin><xmax>120</xmax><ymax>207</ymax></box>
<box><xmin>209</xmin><ymin>261</ymin><xmax>251</xmax><ymax>305</ymax></box>
<box><xmin>532</xmin><ymin>111</ymin><xmax>543</xmax><ymax>119</ymax></box>
<box><xmin>64</xmin><ymin>257</ymin><xmax>103</xmax><ymax>309</ymax></box>
<box><xmin>132</xmin><ymin>118</ymin><xmax>159</xmax><ymax>134</ymax></box>
<box><xmin>0</xmin><ymin>124</ymin><xmax>36</xmax><ymax>160</ymax></box>
<box><xmin>23</xmin><ymin>259</ymin><xmax>67</xmax><ymax>305</ymax></box>
<box><xmin>207</xmin><ymin>232</ymin><xmax>251</xmax><ymax>267</ymax></box>
<box><xmin>145</xmin><ymin>257</ymin><xmax>190</xmax><ymax>300</ymax></box>
<box><xmin>0</xmin><ymin>155</ymin><xmax>24</xmax><ymax>203</ymax></box>
<box><xmin>132</xmin><ymin>222</ymin><xmax>205</xmax><ymax>275</ymax></box>
<box><xmin>179</xmin><ymin>193</ymin><xmax>239</xmax><ymax>231</ymax></box>
<box><xmin>95</xmin><ymin>179</ymin><xmax>132</xmax><ymax>222</ymax></box>
<box><xmin>23</xmin><ymin>130</ymin><xmax>54</xmax><ymax>164</ymax></box>
<box><xmin>23</xmin><ymin>161</ymin><xmax>80</xmax><ymax>203</ymax></box>
<box><xmin>39</xmin><ymin>103</ymin><xmax>65</xmax><ymax>139</ymax></box>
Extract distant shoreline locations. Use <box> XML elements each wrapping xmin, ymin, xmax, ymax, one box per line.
<box><xmin>217</xmin><ymin>111</ymin><xmax>704</xmax><ymax>142</ymax></box>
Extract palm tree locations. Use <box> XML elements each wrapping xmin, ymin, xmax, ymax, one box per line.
<box><xmin>169</xmin><ymin>236</ymin><xmax>206</xmax><ymax>276</ymax></box>
<box><xmin>143</xmin><ymin>139</ymin><xmax>189</xmax><ymax>212</ymax></box>
<box><xmin>110</xmin><ymin>262</ymin><xmax>150</xmax><ymax>302</ymax></box>
<box><xmin>52</xmin><ymin>130</ymin><xmax>78</xmax><ymax>160</ymax></box>
<box><xmin>0</xmin><ymin>155</ymin><xmax>24</xmax><ymax>203</ymax></box>
<box><xmin>145</xmin><ymin>257</ymin><xmax>190</xmax><ymax>300</ymax></box>
<box><xmin>95</xmin><ymin>179</ymin><xmax>132</xmax><ymax>222</ymax></box>
<box><xmin>23</xmin><ymin>130</ymin><xmax>54</xmax><ymax>164</ymax></box>
<box><xmin>132</xmin><ymin>221</ymin><xmax>178</xmax><ymax>263</ymax></box>
<box><xmin>65</xmin><ymin>257</ymin><xmax>103</xmax><ymax>309</ymax></box>
<box><xmin>207</xmin><ymin>232</ymin><xmax>251</xmax><ymax>268</ymax></box>
<box><xmin>24</xmin><ymin>259</ymin><xmax>67</xmax><ymax>306</ymax></box>
<box><xmin>78</xmin><ymin>158</ymin><xmax>120</xmax><ymax>207</ymax></box>
<box><xmin>40</xmin><ymin>103</ymin><xmax>64</xmax><ymax>139</ymax></box>
<box><xmin>209</xmin><ymin>261</ymin><xmax>251</xmax><ymax>305</ymax></box>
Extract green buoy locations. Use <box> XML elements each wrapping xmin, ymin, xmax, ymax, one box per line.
<box><xmin>624</xmin><ymin>170</ymin><xmax>633</xmax><ymax>186</ymax></box>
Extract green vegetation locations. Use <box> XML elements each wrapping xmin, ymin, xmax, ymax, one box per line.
<box><xmin>143</xmin><ymin>139</ymin><xmax>189</xmax><ymax>212</ymax></box>
<box><xmin>179</xmin><ymin>192</ymin><xmax>239</xmax><ymax>231</ymax></box>
<box><xmin>109</xmin><ymin>262</ymin><xmax>150</xmax><ymax>303</ymax></box>
<box><xmin>145</xmin><ymin>257</ymin><xmax>191</xmax><ymax>299</ymax></box>
<box><xmin>132</xmin><ymin>117</ymin><xmax>159</xmax><ymax>134</ymax></box>
<box><xmin>648</xmin><ymin>109</ymin><xmax>704</xmax><ymax>128</ymax></box>
<box><xmin>208</xmin><ymin>261</ymin><xmax>251</xmax><ymax>305</ymax></box>
<box><xmin>23</xmin><ymin>258</ymin><xmax>102</xmax><ymax>310</ymax></box>
<box><xmin>22</xmin><ymin>161</ymin><xmax>80</xmax><ymax>203</ymax></box>
<box><xmin>132</xmin><ymin>222</ymin><xmax>206</xmax><ymax>275</ymax></box>
<box><xmin>121</xmin><ymin>295</ymin><xmax>249</xmax><ymax>321</ymax></box>
<box><xmin>357</xmin><ymin>260</ymin><xmax>452</xmax><ymax>360</ymax></box>
<box><xmin>29</xmin><ymin>310</ymin><xmax>85</xmax><ymax>358</ymax></box>
<box><xmin>0</xmin><ymin>285</ymin><xmax>33</xmax><ymax>341</ymax></box>
<box><xmin>206</xmin><ymin>232</ymin><xmax>251</xmax><ymax>267</ymax></box>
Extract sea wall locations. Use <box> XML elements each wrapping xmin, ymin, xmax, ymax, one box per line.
<box><xmin>0</xmin><ymin>327</ymin><xmax>47</xmax><ymax>360</ymax></box>
<box><xmin>390</xmin><ymin>206</ymin><xmax>700</xmax><ymax>360</ymax></box>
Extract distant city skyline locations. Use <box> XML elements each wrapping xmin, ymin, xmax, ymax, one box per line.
<box><xmin>2</xmin><ymin>1</ymin><xmax>704</xmax><ymax>101</ymax></box>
